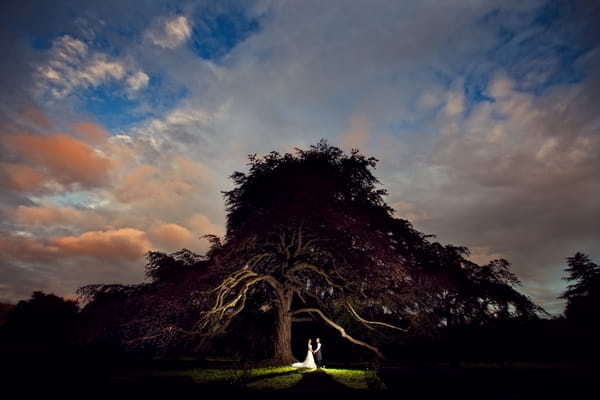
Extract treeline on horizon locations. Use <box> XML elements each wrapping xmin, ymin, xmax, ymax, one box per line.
<box><xmin>0</xmin><ymin>251</ymin><xmax>598</xmax><ymax>370</ymax></box>
<box><xmin>0</xmin><ymin>142</ymin><xmax>598</xmax><ymax>370</ymax></box>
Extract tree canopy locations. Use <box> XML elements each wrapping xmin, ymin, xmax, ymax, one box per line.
<box><xmin>76</xmin><ymin>140</ymin><xmax>544</xmax><ymax>363</ymax></box>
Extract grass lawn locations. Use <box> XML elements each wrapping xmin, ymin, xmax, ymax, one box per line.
<box><xmin>114</xmin><ymin>364</ymin><xmax>386</xmax><ymax>391</ymax></box>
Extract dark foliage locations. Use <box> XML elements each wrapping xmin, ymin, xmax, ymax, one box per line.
<box><xmin>0</xmin><ymin>291</ymin><xmax>82</xmax><ymax>385</ymax></box>
<box><xmin>75</xmin><ymin>249</ymin><xmax>225</xmax><ymax>358</ymax></box>
<box><xmin>0</xmin><ymin>291</ymin><xmax>79</xmax><ymax>356</ymax></box>
<box><xmin>0</xmin><ymin>303</ymin><xmax>14</xmax><ymax>326</ymax></box>
<box><xmin>560</xmin><ymin>252</ymin><xmax>600</xmax><ymax>326</ymax></box>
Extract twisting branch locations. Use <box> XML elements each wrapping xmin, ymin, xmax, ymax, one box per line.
<box><xmin>207</xmin><ymin>269</ymin><xmax>257</xmax><ymax>309</ymax></box>
<box><xmin>347</xmin><ymin>303</ymin><xmax>409</xmax><ymax>332</ymax></box>
<box><xmin>246</xmin><ymin>253</ymin><xmax>272</xmax><ymax>270</ymax></box>
<box><xmin>197</xmin><ymin>267</ymin><xmax>268</xmax><ymax>334</ymax></box>
<box><xmin>292</xmin><ymin>307</ymin><xmax>385</xmax><ymax>359</ymax></box>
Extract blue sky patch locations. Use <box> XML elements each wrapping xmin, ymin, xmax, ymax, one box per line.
<box><xmin>483</xmin><ymin>1</ymin><xmax>593</xmax><ymax>95</ymax></box>
<box><xmin>191</xmin><ymin>10</ymin><xmax>259</xmax><ymax>60</ymax></box>
<box><xmin>77</xmin><ymin>73</ymin><xmax>188</xmax><ymax>133</ymax></box>
<box><xmin>79</xmin><ymin>87</ymin><xmax>150</xmax><ymax>133</ymax></box>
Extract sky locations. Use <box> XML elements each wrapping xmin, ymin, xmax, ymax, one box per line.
<box><xmin>0</xmin><ymin>0</ymin><xmax>598</xmax><ymax>316</ymax></box>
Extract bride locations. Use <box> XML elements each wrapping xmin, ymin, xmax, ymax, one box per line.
<box><xmin>292</xmin><ymin>338</ymin><xmax>317</xmax><ymax>369</ymax></box>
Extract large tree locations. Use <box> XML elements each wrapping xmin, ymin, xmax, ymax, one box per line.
<box><xmin>192</xmin><ymin>140</ymin><xmax>542</xmax><ymax>363</ymax></box>
<box><xmin>77</xmin><ymin>140</ymin><xmax>543</xmax><ymax>363</ymax></box>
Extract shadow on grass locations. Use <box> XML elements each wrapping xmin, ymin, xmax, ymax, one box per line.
<box><xmin>242</xmin><ymin>368</ymin><xmax>299</xmax><ymax>385</ymax></box>
<box><xmin>290</xmin><ymin>370</ymin><xmax>353</xmax><ymax>391</ymax></box>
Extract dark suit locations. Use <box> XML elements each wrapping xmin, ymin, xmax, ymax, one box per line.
<box><xmin>313</xmin><ymin>341</ymin><xmax>323</xmax><ymax>368</ymax></box>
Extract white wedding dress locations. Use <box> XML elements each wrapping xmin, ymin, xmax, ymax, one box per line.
<box><xmin>292</xmin><ymin>349</ymin><xmax>317</xmax><ymax>369</ymax></box>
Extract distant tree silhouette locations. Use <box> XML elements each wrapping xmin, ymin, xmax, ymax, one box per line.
<box><xmin>560</xmin><ymin>252</ymin><xmax>600</xmax><ymax>326</ymax></box>
<box><xmin>76</xmin><ymin>140</ymin><xmax>543</xmax><ymax>363</ymax></box>
<box><xmin>0</xmin><ymin>303</ymin><xmax>14</xmax><ymax>326</ymax></box>
<box><xmin>1</xmin><ymin>291</ymin><xmax>79</xmax><ymax>358</ymax></box>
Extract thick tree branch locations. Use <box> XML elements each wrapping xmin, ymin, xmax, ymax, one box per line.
<box><xmin>198</xmin><ymin>269</ymin><xmax>272</xmax><ymax>334</ymax></box>
<box><xmin>346</xmin><ymin>303</ymin><xmax>409</xmax><ymax>332</ymax></box>
<box><xmin>292</xmin><ymin>307</ymin><xmax>385</xmax><ymax>359</ymax></box>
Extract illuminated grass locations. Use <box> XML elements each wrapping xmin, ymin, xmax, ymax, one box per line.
<box><xmin>324</xmin><ymin>368</ymin><xmax>370</xmax><ymax>389</ymax></box>
<box><xmin>122</xmin><ymin>365</ymin><xmax>385</xmax><ymax>391</ymax></box>
<box><xmin>244</xmin><ymin>367</ymin><xmax>304</xmax><ymax>390</ymax></box>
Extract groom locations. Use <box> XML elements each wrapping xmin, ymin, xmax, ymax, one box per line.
<box><xmin>312</xmin><ymin>337</ymin><xmax>323</xmax><ymax>369</ymax></box>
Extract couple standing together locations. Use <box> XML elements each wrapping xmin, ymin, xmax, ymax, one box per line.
<box><xmin>292</xmin><ymin>337</ymin><xmax>323</xmax><ymax>369</ymax></box>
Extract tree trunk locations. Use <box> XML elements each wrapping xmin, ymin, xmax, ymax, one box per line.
<box><xmin>272</xmin><ymin>287</ymin><xmax>296</xmax><ymax>364</ymax></box>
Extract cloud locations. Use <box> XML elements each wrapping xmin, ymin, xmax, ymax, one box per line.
<box><xmin>10</xmin><ymin>205</ymin><xmax>108</xmax><ymax>232</ymax></box>
<box><xmin>146</xmin><ymin>15</ymin><xmax>192</xmax><ymax>49</ymax></box>
<box><xmin>0</xmin><ymin>110</ymin><xmax>223</xmax><ymax>301</ymax></box>
<box><xmin>127</xmin><ymin>70</ymin><xmax>150</xmax><ymax>91</ymax></box>
<box><xmin>186</xmin><ymin>213</ymin><xmax>224</xmax><ymax>238</ymax></box>
<box><xmin>113</xmin><ymin>154</ymin><xmax>212</xmax><ymax>207</ymax></box>
<box><xmin>21</xmin><ymin>105</ymin><xmax>53</xmax><ymax>131</ymax></box>
<box><xmin>36</xmin><ymin>35</ymin><xmax>148</xmax><ymax>98</ymax></box>
<box><xmin>0</xmin><ymin>228</ymin><xmax>151</xmax><ymax>262</ymax></box>
<box><xmin>431</xmin><ymin>72</ymin><xmax>599</xmax><ymax>190</ymax></box>
<box><xmin>0</xmin><ymin>232</ymin><xmax>59</xmax><ymax>262</ymax></box>
<box><xmin>339</xmin><ymin>113</ymin><xmax>370</xmax><ymax>152</ymax></box>
<box><xmin>48</xmin><ymin>228</ymin><xmax>151</xmax><ymax>260</ymax></box>
<box><xmin>148</xmin><ymin>223</ymin><xmax>197</xmax><ymax>253</ymax></box>
<box><xmin>0</xmin><ymin>163</ymin><xmax>47</xmax><ymax>192</ymax></box>
<box><xmin>0</xmin><ymin>258</ymin><xmax>53</xmax><ymax>304</ymax></box>
<box><xmin>69</xmin><ymin>121</ymin><xmax>109</xmax><ymax>144</ymax></box>
<box><xmin>3</xmin><ymin>132</ymin><xmax>117</xmax><ymax>192</ymax></box>
<box><xmin>391</xmin><ymin>200</ymin><xmax>431</xmax><ymax>223</ymax></box>
<box><xmin>467</xmin><ymin>246</ymin><xmax>507</xmax><ymax>266</ymax></box>
<box><xmin>443</xmin><ymin>87</ymin><xmax>465</xmax><ymax>117</ymax></box>
<box><xmin>0</xmin><ymin>228</ymin><xmax>150</xmax><ymax>303</ymax></box>
<box><xmin>402</xmin><ymin>65</ymin><xmax>600</xmax><ymax>313</ymax></box>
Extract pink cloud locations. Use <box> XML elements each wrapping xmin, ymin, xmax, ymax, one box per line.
<box><xmin>0</xmin><ymin>162</ymin><xmax>47</xmax><ymax>191</ymax></box>
<box><xmin>62</xmin><ymin>293</ymin><xmax>80</xmax><ymax>303</ymax></box>
<box><xmin>5</xmin><ymin>132</ymin><xmax>117</xmax><ymax>190</ymax></box>
<box><xmin>467</xmin><ymin>246</ymin><xmax>506</xmax><ymax>266</ymax></box>
<box><xmin>114</xmin><ymin>156</ymin><xmax>212</xmax><ymax>205</ymax></box>
<box><xmin>339</xmin><ymin>113</ymin><xmax>370</xmax><ymax>151</ymax></box>
<box><xmin>391</xmin><ymin>200</ymin><xmax>431</xmax><ymax>223</ymax></box>
<box><xmin>148</xmin><ymin>223</ymin><xmax>196</xmax><ymax>252</ymax></box>
<box><xmin>115</xmin><ymin>164</ymin><xmax>159</xmax><ymax>202</ymax></box>
<box><xmin>0</xmin><ymin>229</ymin><xmax>151</xmax><ymax>263</ymax></box>
<box><xmin>11</xmin><ymin>205</ymin><xmax>108</xmax><ymax>230</ymax></box>
<box><xmin>49</xmin><ymin>228</ymin><xmax>151</xmax><ymax>261</ymax></box>
<box><xmin>186</xmin><ymin>213</ymin><xmax>224</xmax><ymax>237</ymax></box>
<box><xmin>21</xmin><ymin>105</ymin><xmax>53</xmax><ymax>130</ymax></box>
<box><xmin>69</xmin><ymin>121</ymin><xmax>109</xmax><ymax>144</ymax></box>
<box><xmin>0</xmin><ymin>233</ymin><xmax>59</xmax><ymax>262</ymax></box>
